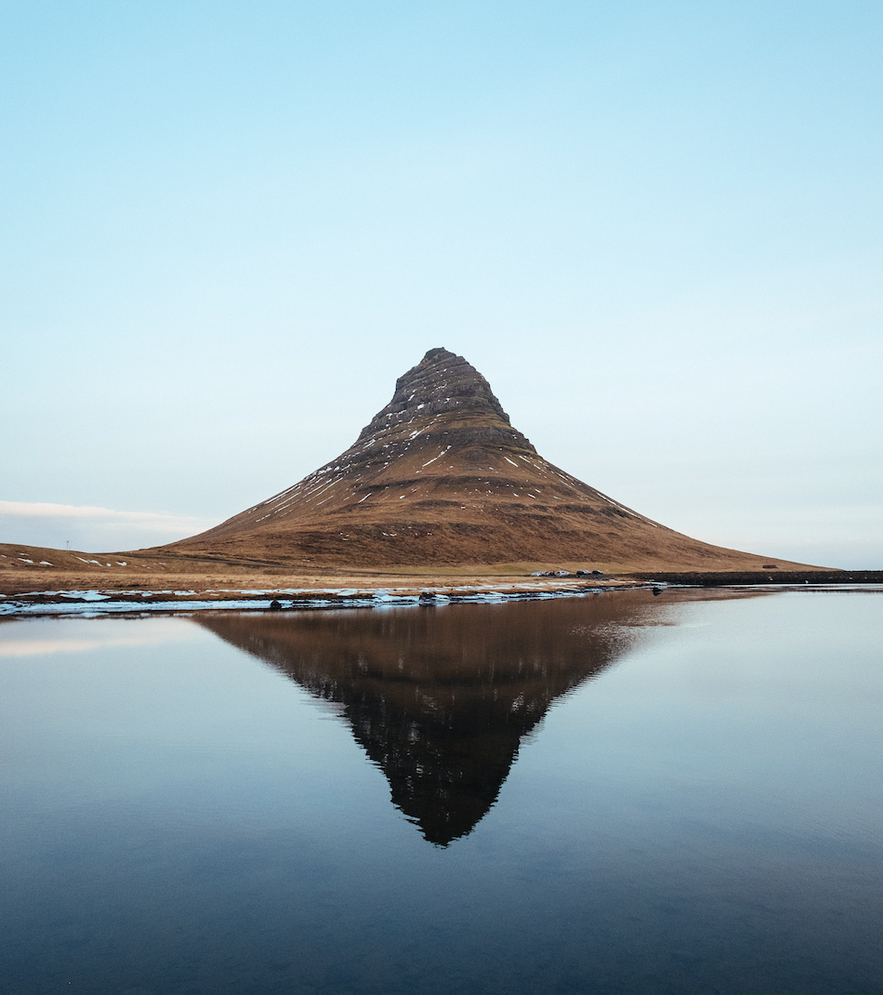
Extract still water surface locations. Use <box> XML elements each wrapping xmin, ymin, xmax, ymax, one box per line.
<box><xmin>1</xmin><ymin>588</ymin><xmax>881</xmax><ymax>994</ymax></box>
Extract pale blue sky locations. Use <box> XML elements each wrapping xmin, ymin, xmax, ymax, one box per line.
<box><xmin>2</xmin><ymin>1</ymin><xmax>881</xmax><ymax>566</ymax></box>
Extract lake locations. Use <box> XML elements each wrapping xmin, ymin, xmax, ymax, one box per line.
<box><xmin>1</xmin><ymin>587</ymin><xmax>881</xmax><ymax>994</ymax></box>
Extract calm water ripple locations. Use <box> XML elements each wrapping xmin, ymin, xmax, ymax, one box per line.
<box><xmin>1</xmin><ymin>588</ymin><xmax>880</xmax><ymax>994</ymax></box>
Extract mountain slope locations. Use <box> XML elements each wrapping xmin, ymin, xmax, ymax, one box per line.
<box><xmin>165</xmin><ymin>348</ymin><xmax>808</xmax><ymax>570</ymax></box>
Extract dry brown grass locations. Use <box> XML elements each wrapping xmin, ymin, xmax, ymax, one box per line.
<box><xmin>1</xmin><ymin>540</ymin><xmax>826</xmax><ymax>598</ymax></box>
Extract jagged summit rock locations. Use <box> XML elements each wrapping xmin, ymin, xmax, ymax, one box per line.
<box><xmin>355</xmin><ymin>347</ymin><xmax>535</xmax><ymax>455</ymax></box>
<box><xmin>167</xmin><ymin>348</ymin><xmax>785</xmax><ymax>570</ymax></box>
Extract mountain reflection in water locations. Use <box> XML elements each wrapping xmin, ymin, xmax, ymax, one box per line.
<box><xmin>197</xmin><ymin>589</ymin><xmax>762</xmax><ymax>845</ymax></box>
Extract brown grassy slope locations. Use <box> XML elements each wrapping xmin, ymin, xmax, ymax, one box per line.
<box><xmin>0</xmin><ymin>541</ymin><xmax>651</xmax><ymax>597</ymax></box>
<box><xmin>160</xmin><ymin>449</ymin><xmax>819</xmax><ymax>570</ymax></box>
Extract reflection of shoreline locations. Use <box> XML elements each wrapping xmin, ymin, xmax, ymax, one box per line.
<box><xmin>196</xmin><ymin>590</ymin><xmax>770</xmax><ymax>846</ymax></box>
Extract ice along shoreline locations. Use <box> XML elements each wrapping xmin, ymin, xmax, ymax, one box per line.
<box><xmin>2</xmin><ymin>573</ymin><xmax>881</xmax><ymax>619</ymax></box>
<box><xmin>0</xmin><ymin>581</ymin><xmax>637</xmax><ymax>618</ymax></box>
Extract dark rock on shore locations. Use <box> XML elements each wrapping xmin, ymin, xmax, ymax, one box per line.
<box><xmin>623</xmin><ymin>570</ymin><xmax>883</xmax><ymax>586</ymax></box>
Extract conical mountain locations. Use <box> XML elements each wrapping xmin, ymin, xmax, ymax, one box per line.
<box><xmin>168</xmin><ymin>348</ymin><xmax>794</xmax><ymax>570</ymax></box>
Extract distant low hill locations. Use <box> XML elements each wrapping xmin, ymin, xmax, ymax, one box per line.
<box><xmin>159</xmin><ymin>348</ymin><xmax>818</xmax><ymax>572</ymax></box>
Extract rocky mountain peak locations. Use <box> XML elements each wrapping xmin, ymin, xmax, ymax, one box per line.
<box><xmin>355</xmin><ymin>347</ymin><xmax>531</xmax><ymax>451</ymax></box>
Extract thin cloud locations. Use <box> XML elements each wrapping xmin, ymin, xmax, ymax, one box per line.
<box><xmin>0</xmin><ymin>502</ymin><xmax>218</xmax><ymax>551</ymax></box>
<box><xmin>0</xmin><ymin>501</ymin><xmax>213</xmax><ymax>534</ymax></box>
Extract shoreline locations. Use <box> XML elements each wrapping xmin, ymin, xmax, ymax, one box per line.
<box><xmin>0</xmin><ymin>577</ymin><xmax>637</xmax><ymax>618</ymax></box>
<box><xmin>2</xmin><ymin>571</ymin><xmax>881</xmax><ymax>619</ymax></box>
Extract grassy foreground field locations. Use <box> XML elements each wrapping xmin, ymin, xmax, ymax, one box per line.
<box><xmin>0</xmin><ymin>540</ymin><xmax>841</xmax><ymax>600</ymax></box>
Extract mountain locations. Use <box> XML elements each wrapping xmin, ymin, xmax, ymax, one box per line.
<box><xmin>165</xmin><ymin>347</ymin><xmax>800</xmax><ymax>571</ymax></box>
